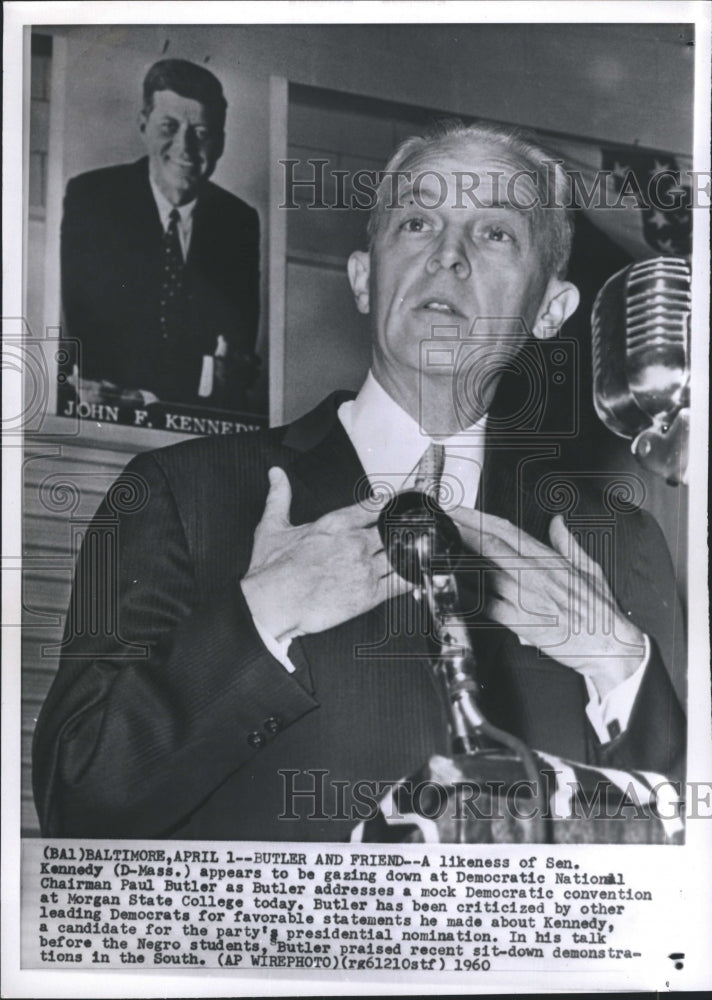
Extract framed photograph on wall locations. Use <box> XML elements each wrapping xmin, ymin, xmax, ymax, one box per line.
<box><xmin>28</xmin><ymin>26</ymin><xmax>267</xmax><ymax>442</ymax></box>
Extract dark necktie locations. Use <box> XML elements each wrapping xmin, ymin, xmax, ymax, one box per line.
<box><xmin>160</xmin><ymin>208</ymin><xmax>185</xmax><ymax>343</ymax></box>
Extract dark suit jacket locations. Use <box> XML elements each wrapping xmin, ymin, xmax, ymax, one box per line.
<box><xmin>60</xmin><ymin>158</ymin><xmax>260</xmax><ymax>406</ymax></box>
<box><xmin>32</xmin><ymin>392</ymin><xmax>686</xmax><ymax>841</ymax></box>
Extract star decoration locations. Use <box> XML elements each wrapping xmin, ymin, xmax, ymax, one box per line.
<box><xmin>654</xmin><ymin>237</ymin><xmax>677</xmax><ymax>253</ymax></box>
<box><xmin>610</xmin><ymin>160</ymin><xmax>630</xmax><ymax>180</ymax></box>
<box><xmin>601</xmin><ymin>147</ymin><xmax>691</xmax><ymax>255</ymax></box>
<box><xmin>648</xmin><ymin>209</ymin><xmax>668</xmax><ymax>230</ymax></box>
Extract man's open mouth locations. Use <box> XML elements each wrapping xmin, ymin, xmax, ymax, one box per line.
<box><xmin>418</xmin><ymin>299</ymin><xmax>463</xmax><ymax>317</ymax></box>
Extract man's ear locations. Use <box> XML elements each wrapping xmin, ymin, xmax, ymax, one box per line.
<box><xmin>532</xmin><ymin>278</ymin><xmax>580</xmax><ymax>340</ymax></box>
<box><xmin>347</xmin><ymin>250</ymin><xmax>371</xmax><ymax>315</ymax></box>
<box><xmin>138</xmin><ymin>110</ymin><xmax>148</xmax><ymax>136</ymax></box>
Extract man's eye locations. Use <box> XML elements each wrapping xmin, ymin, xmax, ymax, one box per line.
<box><xmin>400</xmin><ymin>217</ymin><xmax>431</xmax><ymax>233</ymax></box>
<box><xmin>483</xmin><ymin>225</ymin><xmax>514</xmax><ymax>243</ymax></box>
<box><xmin>160</xmin><ymin>121</ymin><xmax>178</xmax><ymax>136</ymax></box>
<box><xmin>193</xmin><ymin>128</ymin><xmax>211</xmax><ymax>143</ymax></box>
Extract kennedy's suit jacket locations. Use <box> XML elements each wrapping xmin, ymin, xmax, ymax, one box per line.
<box><xmin>60</xmin><ymin>158</ymin><xmax>260</xmax><ymax>406</ymax></box>
<box><xmin>32</xmin><ymin>391</ymin><xmax>686</xmax><ymax>840</ymax></box>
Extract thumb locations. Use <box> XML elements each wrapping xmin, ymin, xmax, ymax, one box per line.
<box><xmin>549</xmin><ymin>514</ymin><xmax>604</xmax><ymax>586</ymax></box>
<box><xmin>260</xmin><ymin>466</ymin><xmax>293</xmax><ymax>528</ymax></box>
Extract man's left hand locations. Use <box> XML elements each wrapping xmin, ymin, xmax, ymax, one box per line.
<box><xmin>450</xmin><ymin>509</ymin><xmax>646</xmax><ymax>699</ymax></box>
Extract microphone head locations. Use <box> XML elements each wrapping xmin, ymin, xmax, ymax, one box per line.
<box><xmin>377</xmin><ymin>490</ymin><xmax>462</xmax><ymax>585</ymax></box>
<box><xmin>591</xmin><ymin>256</ymin><xmax>690</xmax><ymax>439</ymax></box>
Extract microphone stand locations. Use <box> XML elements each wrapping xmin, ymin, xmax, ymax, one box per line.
<box><xmin>380</xmin><ymin>493</ymin><xmax>549</xmax><ymax>843</ymax></box>
<box><xmin>417</xmin><ymin>531</ymin><xmax>489</xmax><ymax>755</ymax></box>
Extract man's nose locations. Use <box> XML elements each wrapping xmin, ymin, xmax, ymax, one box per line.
<box><xmin>426</xmin><ymin>234</ymin><xmax>471</xmax><ymax>278</ymax></box>
<box><xmin>173</xmin><ymin>124</ymin><xmax>197</xmax><ymax>159</ymax></box>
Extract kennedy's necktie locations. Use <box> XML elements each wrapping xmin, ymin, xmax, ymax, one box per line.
<box><xmin>414</xmin><ymin>442</ymin><xmax>445</xmax><ymax>500</ymax></box>
<box><xmin>160</xmin><ymin>208</ymin><xmax>185</xmax><ymax>343</ymax></box>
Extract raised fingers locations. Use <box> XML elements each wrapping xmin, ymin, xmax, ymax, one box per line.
<box><xmin>453</xmin><ymin>508</ymin><xmax>573</xmax><ymax>571</ymax></box>
<box><xmin>548</xmin><ymin>515</ymin><xmax>609</xmax><ymax>593</ymax></box>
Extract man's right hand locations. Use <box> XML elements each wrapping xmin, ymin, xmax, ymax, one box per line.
<box><xmin>68</xmin><ymin>368</ymin><xmax>159</xmax><ymax>406</ymax></box>
<box><xmin>241</xmin><ymin>467</ymin><xmax>410</xmax><ymax>642</ymax></box>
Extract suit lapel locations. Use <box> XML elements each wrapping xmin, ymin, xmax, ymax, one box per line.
<box><xmin>187</xmin><ymin>190</ymin><xmax>209</xmax><ymax>269</ymax></box>
<box><xmin>188</xmin><ymin>183</ymin><xmax>225</xmax><ymax>269</ymax></box>
<box><xmin>462</xmin><ymin>439</ymin><xmax>524</xmax><ymax>669</ymax></box>
<box><xmin>131</xmin><ymin>158</ymin><xmax>164</xmax><ymax>243</ymax></box>
<box><xmin>285</xmin><ymin>400</ymin><xmax>366</xmax><ymax>523</ymax></box>
<box><xmin>479</xmin><ymin>437</ymin><xmax>549</xmax><ymax>538</ymax></box>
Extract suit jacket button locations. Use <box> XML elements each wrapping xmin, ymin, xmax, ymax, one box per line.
<box><xmin>264</xmin><ymin>716</ymin><xmax>282</xmax><ymax>734</ymax></box>
<box><xmin>247</xmin><ymin>730</ymin><xmax>265</xmax><ymax>748</ymax></box>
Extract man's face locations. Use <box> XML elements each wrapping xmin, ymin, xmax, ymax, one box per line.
<box><xmin>140</xmin><ymin>89</ymin><xmax>224</xmax><ymax>205</ymax></box>
<box><xmin>349</xmin><ymin>139</ymin><xmax>575</xmax><ymax>424</ymax></box>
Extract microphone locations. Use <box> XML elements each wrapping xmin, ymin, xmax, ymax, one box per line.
<box><xmin>376</xmin><ymin>490</ymin><xmax>461</xmax><ymax>586</ymax></box>
<box><xmin>591</xmin><ymin>256</ymin><xmax>690</xmax><ymax>485</ymax></box>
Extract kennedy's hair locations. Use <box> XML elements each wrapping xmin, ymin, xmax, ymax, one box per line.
<box><xmin>367</xmin><ymin>119</ymin><xmax>574</xmax><ymax>279</ymax></box>
<box><xmin>142</xmin><ymin>59</ymin><xmax>227</xmax><ymax>133</ymax></box>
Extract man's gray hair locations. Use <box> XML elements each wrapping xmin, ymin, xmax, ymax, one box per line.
<box><xmin>367</xmin><ymin>118</ymin><xmax>574</xmax><ymax>279</ymax></box>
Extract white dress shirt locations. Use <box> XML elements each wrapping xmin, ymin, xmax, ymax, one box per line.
<box><xmin>251</xmin><ymin>371</ymin><xmax>647</xmax><ymax>745</ymax></box>
<box><xmin>149</xmin><ymin>174</ymin><xmax>197</xmax><ymax>259</ymax></box>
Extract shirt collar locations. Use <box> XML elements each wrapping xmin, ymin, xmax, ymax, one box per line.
<box><xmin>338</xmin><ymin>370</ymin><xmax>487</xmax><ymax>506</ymax></box>
<box><xmin>148</xmin><ymin>172</ymin><xmax>198</xmax><ymax>230</ymax></box>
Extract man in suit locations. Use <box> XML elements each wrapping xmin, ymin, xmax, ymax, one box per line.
<box><xmin>34</xmin><ymin>120</ymin><xmax>685</xmax><ymax>841</ymax></box>
<box><xmin>60</xmin><ymin>59</ymin><xmax>260</xmax><ymax>410</ymax></box>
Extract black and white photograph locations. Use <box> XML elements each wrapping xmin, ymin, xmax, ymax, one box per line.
<box><xmin>3</xmin><ymin>2</ymin><xmax>711</xmax><ymax>996</ymax></box>
<box><xmin>30</xmin><ymin>28</ymin><xmax>266</xmax><ymax>434</ymax></box>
